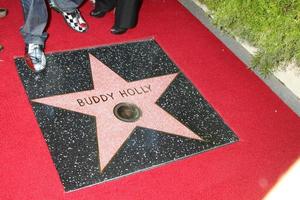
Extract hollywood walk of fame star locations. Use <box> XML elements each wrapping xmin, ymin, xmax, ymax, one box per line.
<box><xmin>32</xmin><ymin>54</ymin><xmax>202</xmax><ymax>172</ymax></box>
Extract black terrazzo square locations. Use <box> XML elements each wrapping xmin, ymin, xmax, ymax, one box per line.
<box><xmin>14</xmin><ymin>39</ymin><xmax>238</xmax><ymax>191</ymax></box>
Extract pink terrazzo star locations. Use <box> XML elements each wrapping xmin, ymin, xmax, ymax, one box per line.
<box><xmin>32</xmin><ymin>54</ymin><xmax>202</xmax><ymax>171</ymax></box>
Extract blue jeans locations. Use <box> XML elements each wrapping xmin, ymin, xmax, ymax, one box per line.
<box><xmin>20</xmin><ymin>0</ymin><xmax>84</xmax><ymax>45</ymax></box>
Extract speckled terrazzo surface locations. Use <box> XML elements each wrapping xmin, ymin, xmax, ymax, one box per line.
<box><xmin>14</xmin><ymin>39</ymin><xmax>238</xmax><ymax>192</ymax></box>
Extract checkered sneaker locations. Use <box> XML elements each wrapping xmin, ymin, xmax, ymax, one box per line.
<box><xmin>62</xmin><ymin>9</ymin><xmax>88</xmax><ymax>33</ymax></box>
<box><xmin>48</xmin><ymin>0</ymin><xmax>88</xmax><ymax>33</ymax></box>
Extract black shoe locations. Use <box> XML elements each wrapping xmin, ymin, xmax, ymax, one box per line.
<box><xmin>90</xmin><ymin>3</ymin><xmax>112</xmax><ymax>18</ymax></box>
<box><xmin>90</xmin><ymin>8</ymin><xmax>107</xmax><ymax>18</ymax></box>
<box><xmin>110</xmin><ymin>26</ymin><xmax>128</xmax><ymax>35</ymax></box>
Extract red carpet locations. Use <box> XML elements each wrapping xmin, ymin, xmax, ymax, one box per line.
<box><xmin>0</xmin><ymin>0</ymin><xmax>299</xmax><ymax>199</ymax></box>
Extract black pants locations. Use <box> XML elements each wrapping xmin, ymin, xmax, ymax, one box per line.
<box><xmin>95</xmin><ymin>0</ymin><xmax>141</xmax><ymax>28</ymax></box>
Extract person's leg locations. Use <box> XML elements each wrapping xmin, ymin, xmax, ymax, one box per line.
<box><xmin>20</xmin><ymin>0</ymin><xmax>47</xmax><ymax>72</ymax></box>
<box><xmin>50</xmin><ymin>0</ymin><xmax>84</xmax><ymax>12</ymax></box>
<box><xmin>90</xmin><ymin>0</ymin><xmax>116</xmax><ymax>17</ymax></box>
<box><xmin>20</xmin><ymin>0</ymin><xmax>48</xmax><ymax>45</ymax></box>
<box><xmin>112</xmin><ymin>0</ymin><xmax>142</xmax><ymax>34</ymax></box>
<box><xmin>49</xmin><ymin>0</ymin><xmax>88</xmax><ymax>32</ymax></box>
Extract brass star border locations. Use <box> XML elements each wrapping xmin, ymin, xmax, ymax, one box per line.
<box><xmin>15</xmin><ymin>39</ymin><xmax>238</xmax><ymax>191</ymax></box>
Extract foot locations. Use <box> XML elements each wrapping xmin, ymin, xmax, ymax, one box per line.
<box><xmin>62</xmin><ymin>9</ymin><xmax>88</xmax><ymax>32</ymax></box>
<box><xmin>49</xmin><ymin>1</ymin><xmax>88</xmax><ymax>32</ymax></box>
<box><xmin>25</xmin><ymin>44</ymin><xmax>46</xmax><ymax>73</ymax></box>
<box><xmin>110</xmin><ymin>26</ymin><xmax>128</xmax><ymax>35</ymax></box>
<box><xmin>90</xmin><ymin>2</ymin><xmax>112</xmax><ymax>18</ymax></box>
<box><xmin>90</xmin><ymin>8</ymin><xmax>107</xmax><ymax>18</ymax></box>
